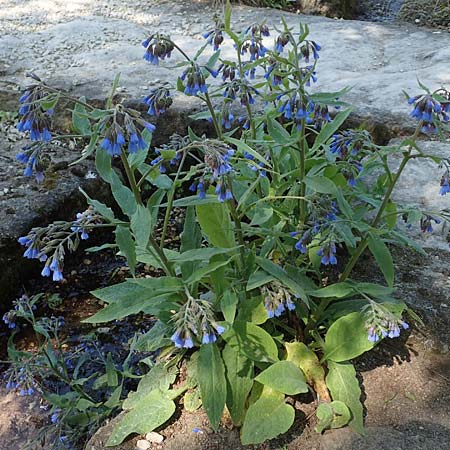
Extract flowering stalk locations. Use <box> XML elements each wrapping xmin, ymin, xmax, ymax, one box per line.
<box><xmin>339</xmin><ymin>122</ymin><xmax>423</xmax><ymax>283</ymax></box>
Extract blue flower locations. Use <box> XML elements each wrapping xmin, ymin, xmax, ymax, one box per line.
<box><xmin>215</xmin><ymin>182</ymin><xmax>233</xmax><ymax>202</ymax></box>
<box><xmin>317</xmin><ymin>242</ymin><xmax>337</xmax><ymax>265</ymax></box>
<box><xmin>367</xmin><ymin>327</ymin><xmax>380</xmax><ymax>342</ymax></box>
<box><xmin>440</xmin><ymin>174</ymin><xmax>450</xmax><ymax>196</ymax></box>
<box><xmin>142</xmin><ymin>35</ymin><xmax>174</xmax><ymax>65</ymax></box>
<box><xmin>143</xmin><ymin>87</ymin><xmax>173</xmax><ymax>116</ymax></box>
<box><xmin>171</xmin><ymin>331</ymin><xmax>194</xmax><ymax>349</ymax></box>
<box><xmin>128</xmin><ymin>132</ymin><xmax>147</xmax><ymax>153</ymax></box>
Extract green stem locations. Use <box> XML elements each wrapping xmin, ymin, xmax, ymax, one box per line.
<box><xmin>339</xmin><ymin>123</ymin><xmax>422</xmax><ymax>283</ymax></box>
<box><xmin>298</xmin><ymin>119</ymin><xmax>307</xmax><ymax>223</ymax></box>
<box><xmin>160</xmin><ymin>152</ymin><xmax>187</xmax><ymax>248</ymax></box>
<box><xmin>204</xmin><ymin>93</ymin><xmax>222</xmax><ymax>138</ymax></box>
<box><xmin>228</xmin><ymin>199</ymin><xmax>246</xmax><ymax>269</ymax></box>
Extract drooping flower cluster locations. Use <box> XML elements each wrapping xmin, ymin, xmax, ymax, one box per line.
<box><xmin>363</xmin><ymin>301</ymin><xmax>409</xmax><ymax>342</ymax></box>
<box><xmin>17</xmin><ymin>75</ymin><xmax>55</xmax><ymax>143</ymax></box>
<box><xmin>291</xmin><ymin>201</ymin><xmax>339</xmax><ymax>265</ymax></box>
<box><xmin>420</xmin><ymin>214</ymin><xmax>441</xmax><ymax>232</ymax></box>
<box><xmin>170</xmin><ymin>296</ymin><xmax>225</xmax><ymax>348</ymax></box>
<box><xmin>440</xmin><ymin>172</ymin><xmax>450</xmax><ymax>196</ymax></box>
<box><xmin>16</xmin><ymin>143</ymin><xmax>47</xmax><ymax>182</ymax></box>
<box><xmin>203</xmin><ymin>18</ymin><xmax>225</xmax><ymax>51</ymax></box>
<box><xmin>2</xmin><ymin>294</ymin><xmax>38</xmax><ymax>331</ymax></box>
<box><xmin>142</xmin><ymin>34</ymin><xmax>175</xmax><ymax>65</ymax></box>
<box><xmin>180</xmin><ymin>64</ymin><xmax>208</xmax><ymax>96</ymax></box>
<box><xmin>100</xmin><ymin>105</ymin><xmax>155</xmax><ymax>156</ymax></box>
<box><xmin>18</xmin><ymin>207</ymin><xmax>102</xmax><ymax>281</ymax></box>
<box><xmin>244</xmin><ymin>150</ymin><xmax>268</xmax><ymax>177</ymax></box>
<box><xmin>262</xmin><ymin>282</ymin><xmax>296</xmax><ymax>318</ymax></box>
<box><xmin>150</xmin><ymin>134</ymin><xmax>190</xmax><ymax>174</ymax></box>
<box><xmin>408</xmin><ymin>91</ymin><xmax>450</xmax><ymax>134</ymax></box>
<box><xmin>143</xmin><ymin>86</ymin><xmax>173</xmax><ymax>116</ymax></box>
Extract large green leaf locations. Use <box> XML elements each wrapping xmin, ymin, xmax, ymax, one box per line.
<box><xmin>323</xmin><ymin>312</ymin><xmax>375</xmax><ymax>362</ymax></box>
<box><xmin>256</xmin><ymin>257</ymin><xmax>308</xmax><ymax>304</ymax></box>
<box><xmin>185</xmin><ymin>258</ymin><xmax>233</xmax><ymax>285</ymax></box>
<box><xmin>107</xmin><ymin>389</ymin><xmax>175</xmax><ymax>446</ymax></box>
<box><xmin>131</xmin><ymin>204</ymin><xmax>153</xmax><ymax>249</ymax></box>
<box><xmin>223</xmin><ymin>344</ymin><xmax>254</xmax><ymax>426</ymax></box>
<box><xmin>196</xmin><ymin>202</ymin><xmax>235</xmax><ymax>248</ymax></box>
<box><xmin>367</xmin><ymin>234</ymin><xmax>394</xmax><ymax>287</ymax></box>
<box><xmin>197</xmin><ymin>343</ymin><xmax>227</xmax><ymax>431</ymax></box>
<box><xmin>115</xmin><ymin>226</ymin><xmax>136</xmax><ymax>275</ymax></box>
<box><xmin>224</xmin><ymin>321</ymin><xmax>279</xmax><ymax>363</ymax></box>
<box><xmin>241</xmin><ymin>395</ymin><xmax>294</xmax><ymax>445</ymax></box>
<box><xmin>72</xmin><ymin>97</ymin><xmax>91</xmax><ymax>136</ymax></box>
<box><xmin>312</xmin><ymin>107</ymin><xmax>353</xmax><ymax>151</ymax></box>
<box><xmin>135</xmin><ymin>321</ymin><xmax>171</xmax><ymax>352</ymax></box>
<box><xmin>315</xmin><ymin>401</ymin><xmax>351</xmax><ymax>433</ymax></box>
<box><xmin>123</xmin><ymin>364</ymin><xmax>177</xmax><ymax>410</ymax></box>
<box><xmin>221</xmin><ymin>290</ymin><xmax>238</xmax><ymax>324</ymax></box>
<box><xmin>255</xmin><ymin>361</ymin><xmax>308</xmax><ymax>395</ymax></box>
<box><xmin>305</xmin><ymin>176</ymin><xmax>337</xmax><ymax>195</ymax></box>
<box><xmin>180</xmin><ymin>206</ymin><xmax>202</xmax><ymax>279</ymax></box>
<box><xmin>326</xmin><ymin>361</ymin><xmax>365</xmax><ymax>435</ymax></box>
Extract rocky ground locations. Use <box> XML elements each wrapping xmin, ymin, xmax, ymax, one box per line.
<box><xmin>0</xmin><ymin>0</ymin><xmax>449</xmax><ymax>450</ymax></box>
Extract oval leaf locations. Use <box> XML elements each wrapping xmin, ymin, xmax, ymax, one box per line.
<box><xmin>255</xmin><ymin>361</ymin><xmax>308</xmax><ymax>395</ymax></box>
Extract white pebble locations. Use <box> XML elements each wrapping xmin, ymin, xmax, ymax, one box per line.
<box><xmin>136</xmin><ymin>439</ymin><xmax>151</xmax><ymax>450</ymax></box>
<box><xmin>145</xmin><ymin>432</ymin><xmax>164</xmax><ymax>443</ymax></box>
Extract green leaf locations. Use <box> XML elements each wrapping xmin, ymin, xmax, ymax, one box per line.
<box><xmin>197</xmin><ymin>343</ymin><xmax>227</xmax><ymax>431</ymax></box>
<box><xmin>179</xmin><ymin>206</ymin><xmax>202</xmax><ymax>279</ymax></box>
<box><xmin>184</xmin><ymin>389</ymin><xmax>202</xmax><ymax>412</ymax></box>
<box><xmin>305</xmin><ymin>176</ymin><xmax>337</xmax><ymax>195</ymax></box>
<box><xmin>225</xmin><ymin>136</ymin><xmax>270</xmax><ymax>167</ymax></box>
<box><xmin>223</xmin><ymin>344</ymin><xmax>253</xmax><ymax>426</ymax></box>
<box><xmin>135</xmin><ymin>321</ymin><xmax>171</xmax><ymax>352</ymax></box>
<box><xmin>315</xmin><ymin>401</ymin><xmax>351</xmax><ymax>433</ymax></box>
<box><xmin>323</xmin><ymin>312</ymin><xmax>375</xmax><ymax>362</ymax></box>
<box><xmin>221</xmin><ymin>290</ymin><xmax>238</xmax><ymax>324</ymax></box>
<box><xmin>196</xmin><ymin>202</ymin><xmax>235</xmax><ymax>248</ymax></box>
<box><xmin>326</xmin><ymin>361</ymin><xmax>365</xmax><ymax>435</ymax></box>
<box><xmin>131</xmin><ymin>205</ymin><xmax>152</xmax><ymax>249</ymax></box>
<box><xmin>250</xmin><ymin>206</ymin><xmax>273</xmax><ymax>226</ymax></box>
<box><xmin>115</xmin><ymin>226</ymin><xmax>136</xmax><ymax>275</ymax></box>
<box><xmin>367</xmin><ymin>234</ymin><xmax>394</xmax><ymax>287</ymax></box>
<box><xmin>107</xmin><ymin>389</ymin><xmax>175</xmax><ymax>446</ymax></box>
<box><xmin>173</xmin><ymin>247</ymin><xmax>237</xmax><ymax>263</ymax></box>
<box><xmin>123</xmin><ymin>364</ymin><xmax>177</xmax><ymax>410</ymax></box>
<box><xmin>267</xmin><ymin>117</ymin><xmax>292</xmax><ymax>145</ymax></box>
<box><xmin>256</xmin><ymin>257</ymin><xmax>308</xmax><ymax>304</ymax></box>
<box><xmin>385</xmin><ymin>201</ymin><xmax>397</xmax><ymax>229</ymax></box>
<box><xmin>72</xmin><ymin>97</ymin><xmax>91</xmax><ymax>136</ymax></box>
<box><xmin>255</xmin><ymin>361</ymin><xmax>308</xmax><ymax>395</ymax></box>
<box><xmin>185</xmin><ymin>258</ymin><xmax>233</xmax><ymax>285</ymax></box>
<box><xmin>106</xmin><ymin>353</ymin><xmax>118</xmax><ymax>387</ymax></box>
<box><xmin>246</xmin><ymin>270</ymin><xmax>275</xmax><ymax>291</ymax></box>
<box><xmin>224</xmin><ymin>321</ymin><xmax>279</xmax><ymax>363</ymax></box>
<box><xmin>309</xmin><ymin>282</ymin><xmax>353</xmax><ymax>298</ymax></box>
<box><xmin>312</xmin><ymin>107</ymin><xmax>353</xmax><ymax>151</ymax></box>
<box><xmin>172</xmin><ymin>194</ymin><xmax>219</xmax><ymax>207</ymax></box>
<box><xmin>241</xmin><ymin>396</ymin><xmax>294</xmax><ymax>445</ymax></box>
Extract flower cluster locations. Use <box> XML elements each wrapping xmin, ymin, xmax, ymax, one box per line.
<box><xmin>275</xmin><ymin>32</ymin><xmax>290</xmax><ymax>53</ymax></box>
<box><xmin>299</xmin><ymin>40</ymin><xmax>321</xmax><ymax>62</ymax></box>
<box><xmin>181</xmin><ymin>64</ymin><xmax>208</xmax><ymax>96</ymax></box>
<box><xmin>150</xmin><ymin>134</ymin><xmax>190</xmax><ymax>174</ymax></box>
<box><xmin>16</xmin><ymin>143</ymin><xmax>48</xmax><ymax>182</ymax></box>
<box><xmin>278</xmin><ymin>92</ymin><xmax>314</xmax><ymax>129</ymax></box>
<box><xmin>364</xmin><ymin>302</ymin><xmax>409</xmax><ymax>342</ymax></box>
<box><xmin>18</xmin><ymin>208</ymin><xmax>102</xmax><ymax>281</ymax></box>
<box><xmin>100</xmin><ymin>105</ymin><xmax>155</xmax><ymax>156</ymax></box>
<box><xmin>143</xmin><ymin>86</ymin><xmax>173</xmax><ymax>116</ymax></box>
<box><xmin>408</xmin><ymin>92</ymin><xmax>450</xmax><ymax>134</ymax></box>
<box><xmin>244</xmin><ymin>151</ymin><xmax>268</xmax><ymax>177</ymax></box>
<box><xmin>142</xmin><ymin>34</ymin><xmax>174</xmax><ymax>65</ymax></box>
<box><xmin>420</xmin><ymin>214</ymin><xmax>441</xmax><ymax>232</ymax></box>
<box><xmin>5</xmin><ymin>367</ymin><xmax>36</xmax><ymax>396</ymax></box>
<box><xmin>170</xmin><ymin>296</ymin><xmax>225</xmax><ymax>348</ymax></box>
<box><xmin>262</xmin><ymin>282</ymin><xmax>296</xmax><ymax>318</ymax></box>
<box><xmin>203</xmin><ymin>18</ymin><xmax>225</xmax><ymax>51</ymax></box>
<box><xmin>17</xmin><ymin>78</ymin><xmax>55</xmax><ymax>143</ymax></box>
<box><xmin>291</xmin><ymin>201</ymin><xmax>339</xmax><ymax>265</ymax></box>
<box><xmin>2</xmin><ymin>294</ymin><xmax>38</xmax><ymax>330</ymax></box>
<box><xmin>440</xmin><ymin>172</ymin><xmax>450</xmax><ymax>196</ymax></box>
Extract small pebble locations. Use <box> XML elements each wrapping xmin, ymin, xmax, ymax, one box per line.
<box><xmin>145</xmin><ymin>431</ymin><xmax>164</xmax><ymax>443</ymax></box>
<box><xmin>136</xmin><ymin>439</ymin><xmax>151</xmax><ymax>450</ymax></box>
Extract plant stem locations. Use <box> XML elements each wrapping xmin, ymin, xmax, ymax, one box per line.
<box><xmin>160</xmin><ymin>152</ymin><xmax>187</xmax><ymax>248</ymax></box>
<box><xmin>339</xmin><ymin>123</ymin><xmax>422</xmax><ymax>282</ymax></box>
<box><xmin>298</xmin><ymin>119</ymin><xmax>307</xmax><ymax>223</ymax></box>
<box><xmin>204</xmin><ymin>93</ymin><xmax>222</xmax><ymax>138</ymax></box>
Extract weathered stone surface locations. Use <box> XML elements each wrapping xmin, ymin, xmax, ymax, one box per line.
<box><xmin>389</xmin><ymin>139</ymin><xmax>450</xmax><ymax>251</ymax></box>
<box><xmin>0</xmin><ymin>0</ymin><xmax>449</xmax><ymax>138</ymax></box>
<box><xmin>0</xmin><ymin>127</ymin><xmax>109</xmax><ymax>311</ymax></box>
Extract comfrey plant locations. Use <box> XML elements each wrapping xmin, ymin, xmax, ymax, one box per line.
<box><xmin>12</xmin><ymin>2</ymin><xmax>450</xmax><ymax>445</ymax></box>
